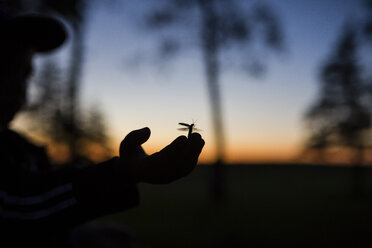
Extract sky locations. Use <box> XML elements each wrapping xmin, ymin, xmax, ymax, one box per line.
<box><xmin>12</xmin><ymin>0</ymin><xmax>367</xmax><ymax>164</ymax></box>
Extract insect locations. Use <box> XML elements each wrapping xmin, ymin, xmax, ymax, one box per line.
<box><xmin>178</xmin><ymin>121</ymin><xmax>202</xmax><ymax>137</ymax></box>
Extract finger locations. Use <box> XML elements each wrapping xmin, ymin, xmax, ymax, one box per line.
<box><xmin>159</xmin><ymin>135</ymin><xmax>187</xmax><ymax>154</ymax></box>
<box><xmin>124</xmin><ymin>127</ymin><xmax>151</xmax><ymax>146</ymax></box>
<box><xmin>184</xmin><ymin>133</ymin><xmax>205</xmax><ymax>165</ymax></box>
<box><xmin>120</xmin><ymin>127</ymin><xmax>151</xmax><ymax>156</ymax></box>
<box><xmin>169</xmin><ymin>135</ymin><xmax>188</xmax><ymax>148</ymax></box>
<box><xmin>147</xmin><ymin>136</ymin><xmax>188</xmax><ymax>168</ymax></box>
<box><xmin>188</xmin><ymin>133</ymin><xmax>205</xmax><ymax>155</ymax></box>
<box><xmin>161</xmin><ymin>133</ymin><xmax>204</xmax><ymax>163</ymax></box>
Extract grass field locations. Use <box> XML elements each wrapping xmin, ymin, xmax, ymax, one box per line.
<box><xmin>100</xmin><ymin>164</ymin><xmax>372</xmax><ymax>248</ymax></box>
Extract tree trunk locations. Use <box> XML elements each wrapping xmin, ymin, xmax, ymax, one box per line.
<box><xmin>351</xmin><ymin>142</ymin><xmax>364</xmax><ymax>199</ymax></box>
<box><xmin>199</xmin><ymin>0</ymin><xmax>226</xmax><ymax>201</ymax></box>
<box><xmin>66</xmin><ymin>24</ymin><xmax>85</xmax><ymax>162</ymax></box>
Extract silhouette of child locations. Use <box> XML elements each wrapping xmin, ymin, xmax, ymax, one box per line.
<box><xmin>0</xmin><ymin>5</ymin><xmax>204</xmax><ymax>247</ymax></box>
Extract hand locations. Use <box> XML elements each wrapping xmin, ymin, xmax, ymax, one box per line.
<box><xmin>119</xmin><ymin>127</ymin><xmax>205</xmax><ymax>184</ymax></box>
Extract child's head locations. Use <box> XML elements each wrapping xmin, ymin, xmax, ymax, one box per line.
<box><xmin>0</xmin><ymin>4</ymin><xmax>67</xmax><ymax>128</ymax></box>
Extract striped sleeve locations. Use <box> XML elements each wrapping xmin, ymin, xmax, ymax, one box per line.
<box><xmin>0</xmin><ymin>157</ymin><xmax>139</xmax><ymax>234</ymax></box>
<box><xmin>0</xmin><ymin>183</ymin><xmax>76</xmax><ymax>220</ymax></box>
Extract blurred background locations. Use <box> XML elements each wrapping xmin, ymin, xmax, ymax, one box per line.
<box><xmin>4</xmin><ymin>0</ymin><xmax>372</xmax><ymax>247</ymax></box>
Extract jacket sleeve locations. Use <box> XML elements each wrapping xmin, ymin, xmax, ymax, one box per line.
<box><xmin>0</xmin><ymin>157</ymin><xmax>139</xmax><ymax>235</ymax></box>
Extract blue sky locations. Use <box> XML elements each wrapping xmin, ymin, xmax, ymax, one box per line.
<box><xmin>15</xmin><ymin>0</ymin><xmax>367</xmax><ymax>163</ymax></box>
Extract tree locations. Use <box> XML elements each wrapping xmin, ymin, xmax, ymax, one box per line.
<box><xmin>305</xmin><ymin>26</ymin><xmax>370</xmax><ymax>165</ymax></box>
<box><xmin>303</xmin><ymin>1</ymin><xmax>372</xmax><ymax>198</ymax></box>
<box><xmin>38</xmin><ymin>0</ymin><xmax>89</xmax><ymax>160</ymax></box>
<box><xmin>140</xmin><ymin>0</ymin><xmax>284</xmax><ymax>200</ymax></box>
<box><xmin>145</xmin><ymin>0</ymin><xmax>283</xmax><ymax>162</ymax></box>
<box><xmin>304</xmin><ymin>0</ymin><xmax>372</xmax><ymax>165</ymax></box>
<box><xmin>363</xmin><ymin>0</ymin><xmax>372</xmax><ymax>41</ymax></box>
<box><xmin>22</xmin><ymin>58</ymin><xmax>112</xmax><ymax>166</ymax></box>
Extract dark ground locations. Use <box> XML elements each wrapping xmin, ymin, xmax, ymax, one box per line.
<box><xmin>100</xmin><ymin>164</ymin><xmax>372</xmax><ymax>248</ymax></box>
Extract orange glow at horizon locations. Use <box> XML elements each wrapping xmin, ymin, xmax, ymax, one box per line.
<box><xmin>11</xmin><ymin>118</ymin><xmax>305</xmax><ymax>165</ymax></box>
<box><xmin>12</xmin><ymin>120</ymin><xmax>372</xmax><ymax>166</ymax></box>
<box><xmin>13</xmin><ymin>113</ymin><xmax>372</xmax><ymax>166</ymax></box>
<box><xmin>107</xmin><ymin>137</ymin><xmax>302</xmax><ymax>164</ymax></box>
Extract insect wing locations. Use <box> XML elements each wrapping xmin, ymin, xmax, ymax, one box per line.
<box><xmin>178</xmin><ymin>122</ymin><xmax>190</xmax><ymax>127</ymax></box>
<box><xmin>177</xmin><ymin>128</ymin><xmax>189</xmax><ymax>131</ymax></box>
<box><xmin>193</xmin><ymin>127</ymin><xmax>203</xmax><ymax>132</ymax></box>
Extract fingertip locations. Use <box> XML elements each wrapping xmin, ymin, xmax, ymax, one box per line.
<box><xmin>189</xmin><ymin>132</ymin><xmax>202</xmax><ymax>138</ymax></box>
<box><xmin>137</xmin><ymin>127</ymin><xmax>151</xmax><ymax>139</ymax></box>
<box><xmin>122</xmin><ymin>127</ymin><xmax>151</xmax><ymax>147</ymax></box>
<box><xmin>188</xmin><ymin>133</ymin><xmax>205</xmax><ymax>152</ymax></box>
<box><xmin>127</xmin><ymin>127</ymin><xmax>150</xmax><ymax>137</ymax></box>
<box><xmin>140</xmin><ymin>127</ymin><xmax>151</xmax><ymax>142</ymax></box>
<box><xmin>140</xmin><ymin>127</ymin><xmax>151</xmax><ymax>135</ymax></box>
<box><xmin>173</xmin><ymin>135</ymin><xmax>187</xmax><ymax>146</ymax></box>
<box><xmin>188</xmin><ymin>133</ymin><xmax>203</xmax><ymax>143</ymax></box>
<box><xmin>178</xmin><ymin>135</ymin><xmax>188</xmax><ymax>142</ymax></box>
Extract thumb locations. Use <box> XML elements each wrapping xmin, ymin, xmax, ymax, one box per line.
<box><xmin>120</xmin><ymin>127</ymin><xmax>151</xmax><ymax>158</ymax></box>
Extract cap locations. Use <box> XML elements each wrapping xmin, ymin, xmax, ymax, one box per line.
<box><xmin>0</xmin><ymin>5</ymin><xmax>67</xmax><ymax>52</ymax></box>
